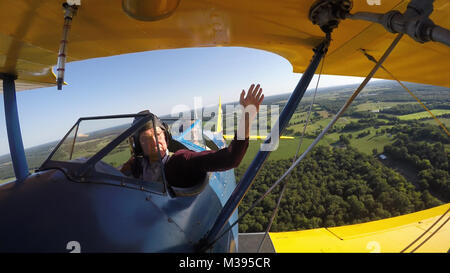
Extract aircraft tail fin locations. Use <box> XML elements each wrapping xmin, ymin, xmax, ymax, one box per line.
<box><xmin>216</xmin><ymin>96</ymin><xmax>223</xmax><ymax>133</ymax></box>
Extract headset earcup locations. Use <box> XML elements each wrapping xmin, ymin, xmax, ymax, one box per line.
<box><xmin>162</xmin><ymin>122</ymin><xmax>172</xmax><ymax>143</ymax></box>
<box><xmin>133</xmin><ymin>133</ymin><xmax>142</xmax><ymax>156</ymax></box>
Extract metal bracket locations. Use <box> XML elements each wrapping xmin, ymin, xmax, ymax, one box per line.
<box><xmin>309</xmin><ymin>0</ymin><xmax>353</xmax><ymax>34</ymax></box>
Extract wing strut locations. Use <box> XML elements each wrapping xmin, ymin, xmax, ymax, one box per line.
<box><xmin>201</xmin><ymin>33</ymin><xmax>405</xmax><ymax>252</ymax></box>
<box><xmin>196</xmin><ymin>35</ymin><xmax>331</xmax><ymax>252</ymax></box>
<box><xmin>1</xmin><ymin>73</ymin><xmax>29</xmax><ymax>182</ymax></box>
<box><xmin>257</xmin><ymin>53</ymin><xmax>326</xmax><ymax>253</ymax></box>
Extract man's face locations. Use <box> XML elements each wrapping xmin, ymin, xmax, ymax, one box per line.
<box><xmin>139</xmin><ymin>127</ymin><xmax>168</xmax><ymax>161</ymax></box>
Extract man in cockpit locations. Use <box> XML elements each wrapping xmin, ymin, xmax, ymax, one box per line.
<box><xmin>120</xmin><ymin>84</ymin><xmax>264</xmax><ymax>188</ymax></box>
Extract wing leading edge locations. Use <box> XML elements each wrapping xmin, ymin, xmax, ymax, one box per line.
<box><xmin>268</xmin><ymin>203</ymin><xmax>450</xmax><ymax>253</ymax></box>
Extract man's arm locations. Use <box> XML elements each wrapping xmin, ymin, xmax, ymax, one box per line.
<box><xmin>164</xmin><ymin>135</ymin><xmax>249</xmax><ymax>187</ymax></box>
<box><xmin>164</xmin><ymin>84</ymin><xmax>264</xmax><ymax>188</ymax></box>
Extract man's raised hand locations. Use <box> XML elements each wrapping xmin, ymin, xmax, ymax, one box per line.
<box><xmin>240</xmin><ymin>83</ymin><xmax>264</xmax><ymax>112</ymax></box>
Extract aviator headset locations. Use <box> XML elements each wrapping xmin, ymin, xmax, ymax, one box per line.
<box><xmin>131</xmin><ymin>110</ymin><xmax>172</xmax><ymax>157</ymax></box>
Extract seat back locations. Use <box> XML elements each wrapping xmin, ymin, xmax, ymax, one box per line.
<box><xmin>170</xmin><ymin>173</ymin><xmax>210</xmax><ymax>197</ymax></box>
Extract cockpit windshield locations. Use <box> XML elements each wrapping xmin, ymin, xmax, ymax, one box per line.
<box><xmin>38</xmin><ymin>113</ymin><xmax>213</xmax><ymax>195</ymax></box>
<box><xmin>50</xmin><ymin>117</ymin><xmax>135</xmax><ymax>163</ymax></box>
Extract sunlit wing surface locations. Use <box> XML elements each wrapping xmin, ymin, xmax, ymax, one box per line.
<box><xmin>268</xmin><ymin>203</ymin><xmax>450</xmax><ymax>253</ymax></box>
<box><xmin>0</xmin><ymin>0</ymin><xmax>449</xmax><ymax>93</ymax></box>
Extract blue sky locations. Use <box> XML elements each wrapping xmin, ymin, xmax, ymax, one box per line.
<box><xmin>0</xmin><ymin>46</ymin><xmax>371</xmax><ymax>156</ymax></box>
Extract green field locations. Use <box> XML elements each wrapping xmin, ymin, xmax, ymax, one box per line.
<box><xmin>102</xmin><ymin>145</ymin><xmax>132</xmax><ymax>168</ymax></box>
<box><xmin>236</xmin><ymin>123</ymin><xmax>395</xmax><ymax>168</ymax></box>
<box><xmin>234</xmin><ymin>102</ymin><xmax>402</xmax><ymax>167</ymax></box>
<box><xmin>327</xmin><ymin>126</ymin><xmax>394</xmax><ymax>155</ymax></box>
<box><xmin>398</xmin><ymin>109</ymin><xmax>450</xmax><ymax>120</ymax></box>
<box><xmin>421</xmin><ymin>118</ymin><xmax>450</xmax><ymax>129</ymax></box>
<box><xmin>355</xmin><ymin>102</ymin><xmax>413</xmax><ymax>112</ymax></box>
<box><xmin>287</xmin><ymin>116</ymin><xmax>355</xmax><ymax>135</ymax></box>
<box><xmin>237</xmin><ymin>137</ymin><xmax>319</xmax><ymax>168</ymax></box>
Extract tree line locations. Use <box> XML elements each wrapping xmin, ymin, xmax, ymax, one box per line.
<box><xmin>236</xmin><ymin>145</ymin><xmax>442</xmax><ymax>233</ymax></box>
<box><xmin>384</xmin><ymin>123</ymin><xmax>449</xmax><ymax>200</ymax></box>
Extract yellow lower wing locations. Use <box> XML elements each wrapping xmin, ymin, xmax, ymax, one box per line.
<box><xmin>269</xmin><ymin>203</ymin><xmax>450</xmax><ymax>253</ymax></box>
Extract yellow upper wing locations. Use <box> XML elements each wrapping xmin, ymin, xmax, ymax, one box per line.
<box><xmin>0</xmin><ymin>0</ymin><xmax>449</xmax><ymax>92</ymax></box>
<box><xmin>269</xmin><ymin>203</ymin><xmax>450</xmax><ymax>253</ymax></box>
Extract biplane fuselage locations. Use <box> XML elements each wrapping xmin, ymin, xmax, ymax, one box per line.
<box><xmin>0</xmin><ymin>120</ymin><xmax>239</xmax><ymax>252</ymax></box>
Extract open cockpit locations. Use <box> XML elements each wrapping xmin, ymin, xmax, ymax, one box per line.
<box><xmin>38</xmin><ymin>112</ymin><xmax>218</xmax><ymax>196</ymax></box>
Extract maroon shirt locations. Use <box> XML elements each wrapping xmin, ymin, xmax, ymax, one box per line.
<box><xmin>165</xmin><ymin>136</ymin><xmax>249</xmax><ymax>188</ymax></box>
<box><xmin>121</xmin><ymin>135</ymin><xmax>249</xmax><ymax>188</ymax></box>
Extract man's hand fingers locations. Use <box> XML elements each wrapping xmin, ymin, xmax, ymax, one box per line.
<box><xmin>252</xmin><ymin>84</ymin><xmax>260</xmax><ymax>97</ymax></box>
<box><xmin>240</xmin><ymin>89</ymin><xmax>245</xmax><ymax>103</ymax></box>
<box><xmin>241</xmin><ymin>84</ymin><xmax>263</xmax><ymax>108</ymax></box>
<box><xmin>247</xmin><ymin>84</ymin><xmax>255</xmax><ymax>97</ymax></box>
<box><xmin>256</xmin><ymin>88</ymin><xmax>262</xmax><ymax>101</ymax></box>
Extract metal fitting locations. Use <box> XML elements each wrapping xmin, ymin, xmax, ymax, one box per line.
<box><xmin>309</xmin><ymin>0</ymin><xmax>353</xmax><ymax>34</ymax></box>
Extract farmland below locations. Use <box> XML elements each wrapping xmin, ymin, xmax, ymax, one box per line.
<box><xmin>232</xmin><ymin>80</ymin><xmax>449</xmax><ymax>232</ymax></box>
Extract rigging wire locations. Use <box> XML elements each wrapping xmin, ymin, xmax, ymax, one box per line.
<box><xmin>203</xmin><ymin>33</ymin><xmax>405</xmax><ymax>252</ymax></box>
<box><xmin>360</xmin><ymin>49</ymin><xmax>450</xmax><ymax>136</ymax></box>
<box><xmin>256</xmin><ymin>54</ymin><xmax>326</xmax><ymax>253</ymax></box>
<box><xmin>361</xmin><ymin>50</ymin><xmax>450</xmax><ymax>252</ymax></box>
<box><xmin>410</xmin><ymin>214</ymin><xmax>450</xmax><ymax>253</ymax></box>
<box><xmin>400</xmin><ymin>207</ymin><xmax>449</xmax><ymax>253</ymax></box>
